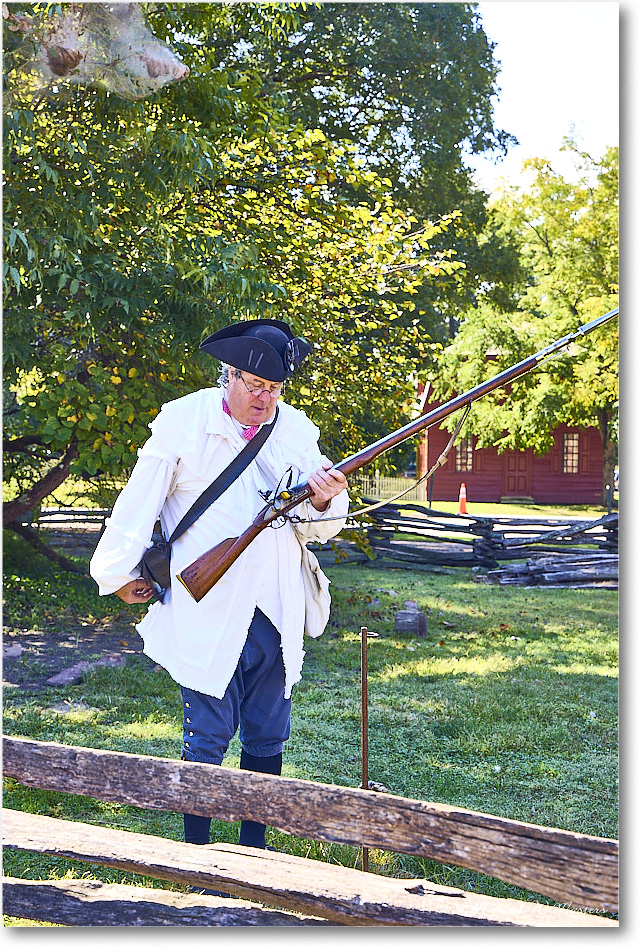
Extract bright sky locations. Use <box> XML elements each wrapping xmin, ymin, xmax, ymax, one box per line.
<box><xmin>466</xmin><ymin>0</ymin><xmax>620</xmax><ymax>191</ymax></box>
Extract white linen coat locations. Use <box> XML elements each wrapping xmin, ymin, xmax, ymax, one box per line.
<box><xmin>89</xmin><ymin>388</ymin><xmax>348</xmax><ymax>699</ymax></box>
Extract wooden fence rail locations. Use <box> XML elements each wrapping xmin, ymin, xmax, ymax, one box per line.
<box><xmin>356</xmin><ymin>474</ymin><xmax>428</xmax><ymax>502</ymax></box>
<box><xmin>2</xmin><ymin>876</ymin><xmax>334</xmax><ymax>927</ymax></box>
<box><xmin>22</xmin><ymin>506</ymin><xmax>110</xmax><ymax>528</ymax></box>
<box><xmin>2</xmin><ymin>736</ymin><xmax>618</xmax><ymax>927</ymax></box>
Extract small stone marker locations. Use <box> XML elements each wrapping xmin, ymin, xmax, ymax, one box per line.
<box><xmin>3</xmin><ymin>644</ymin><xmax>23</xmax><ymax>660</ymax></box>
<box><xmin>394</xmin><ymin>601</ymin><xmax>428</xmax><ymax>637</ymax></box>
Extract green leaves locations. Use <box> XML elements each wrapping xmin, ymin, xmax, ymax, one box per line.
<box><xmin>2</xmin><ymin>2</ymin><xmax>469</xmax><ymax>519</ymax></box>
<box><xmin>428</xmin><ymin>144</ymin><xmax>618</xmax><ymax>499</ymax></box>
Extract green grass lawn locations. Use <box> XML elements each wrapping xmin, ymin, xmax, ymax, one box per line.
<box><xmin>2</xmin><ymin>533</ymin><xmax>618</xmax><ymax>921</ymax></box>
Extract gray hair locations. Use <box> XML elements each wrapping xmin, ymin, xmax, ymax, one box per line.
<box><xmin>217</xmin><ymin>364</ymin><xmax>243</xmax><ymax>388</ymax></box>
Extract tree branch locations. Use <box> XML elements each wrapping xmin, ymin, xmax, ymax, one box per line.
<box><xmin>4</xmin><ymin>435</ymin><xmax>46</xmax><ymax>452</ymax></box>
<box><xmin>5</xmin><ymin>521</ymin><xmax>85</xmax><ymax>574</ymax></box>
<box><xmin>2</xmin><ymin>440</ymin><xmax>79</xmax><ymax>527</ymax></box>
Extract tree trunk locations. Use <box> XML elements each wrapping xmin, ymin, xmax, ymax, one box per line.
<box><xmin>596</xmin><ymin>408</ymin><xmax>617</xmax><ymax>507</ymax></box>
<box><xmin>2</xmin><ymin>440</ymin><xmax>78</xmax><ymax>527</ymax></box>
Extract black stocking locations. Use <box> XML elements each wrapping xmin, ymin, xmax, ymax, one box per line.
<box><xmin>238</xmin><ymin>749</ymin><xmax>282</xmax><ymax>848</ymax></box>
<box><xmin>183</xmin><ymin>812</ymin><xmax>211</xmax><ymax>845</ymax></box>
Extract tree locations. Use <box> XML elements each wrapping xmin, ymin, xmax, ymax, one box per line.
<box><xmin>428</xmin><ymin>143</ymin><xmax>618</xmax><ymax>504</ymax></box>
<box><xmin>219</xmin><ymin>1</ymin><xmax>524</xmax><ymax>337</ymax></box>
<box><xmin>3</xmin><ymin>2</ymin><xmax>462</xmax><ymax>536</ymax></box>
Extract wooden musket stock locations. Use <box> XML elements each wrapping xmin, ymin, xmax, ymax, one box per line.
<box><xmin>177</xmin><ymin>308</ymin><xmax>618</xmax><ymax>602</ymax></box>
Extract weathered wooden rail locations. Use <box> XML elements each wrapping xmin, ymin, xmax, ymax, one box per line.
<box><xmin>323</xmin><ymin>504</ymin><xmax>618</xmax><ymax>586</ymax></box>
<box><xmin>3</xmin><ymin>736</ymin><xmax>618</xmax><ymax>927</ymax></box>
<box><xmin>22</xmin><ymin>506</ymin><xmax>110</xmax><ymax>529</ymax></box>
<box><xmin>483</xmin><ymin>553</ymin><xmax>619</xmax><ymax>586</ymax></box>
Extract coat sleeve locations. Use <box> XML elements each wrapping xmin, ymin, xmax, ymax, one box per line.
<box><xmin>89</xmin><ymin>441</ymin><xmax>178</xmax><ymax>596</ymax></box>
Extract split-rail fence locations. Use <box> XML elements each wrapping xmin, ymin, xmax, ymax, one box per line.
<box><xmin>323</xmin><ymin>503</ymin><xmax>618</xmax><ymax>588</ymax></box>
<box><xmin>3</xmin><ymin>736</ymin><xmax>618</xmax><ymax>927</ymax></box>
<box><xmin>19</xmin><ymin>505</ymin><xmax>618</xmax><ymax>587</ymax></box>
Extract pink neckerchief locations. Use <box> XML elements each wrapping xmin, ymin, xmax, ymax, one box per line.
<box><xmin>222</xmin><ymin>397</ymin><xmax>259</xmax><ymax>440</ymax></box>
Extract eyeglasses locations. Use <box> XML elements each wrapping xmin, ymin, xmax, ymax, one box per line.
<box><xmin>238</xmin><ymin>373</ymin><xmax>284</xmax><ymax>398</ymax></box>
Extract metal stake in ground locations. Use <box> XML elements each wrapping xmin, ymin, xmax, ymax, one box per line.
<box><xmin>360</xmin><ymin>625</ymin><xmax>378</xmax><ymax>873</ymax></box>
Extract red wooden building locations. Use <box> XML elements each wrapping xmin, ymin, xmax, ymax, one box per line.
<box><xmin>416</xmin><ymin>388</ymin><xmax>605</xmax><ymax>505</ymax></box>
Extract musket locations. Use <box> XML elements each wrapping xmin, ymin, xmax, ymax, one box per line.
<box><xmin>177</xmin><ymin>307</ymin><xmax>618</xmax><ymax>602</ymax></box>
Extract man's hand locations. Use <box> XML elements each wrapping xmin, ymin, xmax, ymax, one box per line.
<box><xmin>307</xmin><ymin>459</ymin><xmax>348</xmax><ymax>512</ymax></box>
<box><xmin>114</xmin><ymin>578</ymin><xmax>155</xmax><ymax>604</ymax></box>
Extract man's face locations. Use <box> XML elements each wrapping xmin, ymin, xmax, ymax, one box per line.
<box><xmin>225</xmin><ymin>366</ymin><xmax>282</xmax><ymax>427</ymax></box>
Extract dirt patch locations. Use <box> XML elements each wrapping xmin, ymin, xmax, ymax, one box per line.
<box><xmin>2</xmin><ymin>615</ymin><xmax>154</xmax><ymax>692</ymax></box>
<box><xmin>3</xmin><ymin>525</ymin><xmax>161</xmax><ymax>693</ymax></box>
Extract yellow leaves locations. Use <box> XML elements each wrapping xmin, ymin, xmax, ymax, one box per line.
<box><xmin>110</xmin><ymin>375</ymin><xmax>122</xmax><ymax>384</ymax></box>
<box><xmin>105</xmin><ymin>406</ymin><xmax>116</xmax><ymax>417</ymax></box>
<box><xmin>56</xmin><ymin>374</ymin><xmax>65</xmax><ymax>384</ymax></box>
<box><xmin>127</xmin><ymin>367</ymin><xmax>138</xmax><ymax>378</ymax></box>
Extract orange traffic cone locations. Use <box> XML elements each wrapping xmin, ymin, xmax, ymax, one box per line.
<box><xmin>458</xmin><ymin>482</ymin><xmax>467</xmax><ymax>515</ymax></box>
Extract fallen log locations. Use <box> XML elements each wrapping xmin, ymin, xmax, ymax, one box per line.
<box><xmin>2</xmin><ymin>811</ymin><xmax>616</xmax><ymax>927</ymax></box>
<box><xmin>485</xmin><ymin>570</ymin><xmax>617</xmax><ymax>587</ymax></box>
<box><xmin>485</xmin><ymin>555</ymin><xmax>617</xmax><ymax>578</ymax></box>
<box><xmin>529</xmin><ymin>559</ymin><xmax>618</xmax><ymax>574</ymax></box>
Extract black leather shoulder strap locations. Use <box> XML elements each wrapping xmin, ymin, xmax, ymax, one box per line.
<box><xmin>167</xmin><ymin>406</ymin><xmax>279</xmax><ymax>544</ymax></box>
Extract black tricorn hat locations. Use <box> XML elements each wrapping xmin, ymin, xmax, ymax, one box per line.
<box><xmin>200</xmin><ymin>319</ymin><xmax>312</xmax><ymax>382</ymax></box>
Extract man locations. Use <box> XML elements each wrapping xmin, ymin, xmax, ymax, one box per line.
<box><xmin>90</xmin><ymin>319</ymin><xmax>349</xmax><ymax>850</ymax></box>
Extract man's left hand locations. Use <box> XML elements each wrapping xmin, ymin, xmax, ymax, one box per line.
<box><xmin>308</xmin><ymin>460</ymin><xmax>348</xmax><ymax>512</ymax></box>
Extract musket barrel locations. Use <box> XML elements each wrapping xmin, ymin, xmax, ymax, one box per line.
<box><xmin>532</xmin><ymin>307</ymin><xmax>618</xmax><ymax>363</ymax></box>
<box><xmin>178</xmin><ymin>306</ymin><xmax>618</xmax><ymax>601</ymax></box>
<box><xmin>334</xmin><ymin>306</ymin><xmax>619</xmax><ymax>479</ymax></box>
